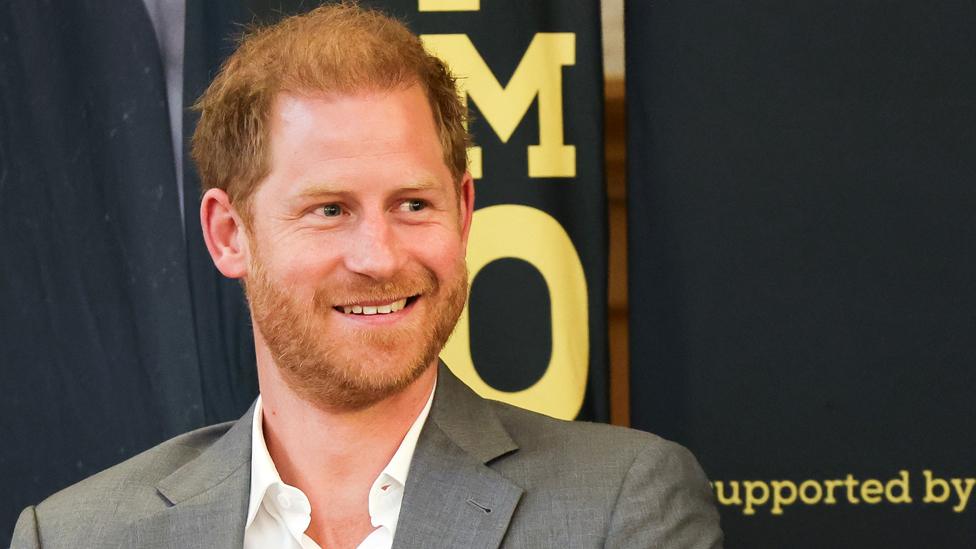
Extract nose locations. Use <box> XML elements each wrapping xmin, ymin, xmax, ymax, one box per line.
<box><xmin>342</xmin><ymin>212</ymin><xmax>405</xmax><ymax>280</ymax></box>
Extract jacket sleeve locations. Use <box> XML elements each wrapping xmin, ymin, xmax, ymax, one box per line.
<box><xmin>604</xmin><ymin>439</ymin><xmax>724</xmax><ymax>549</ymax></box>
<box><xmin>11</xmin><ymin>506</ymin><xmax>41</xmax><ymax>549</ymax></box>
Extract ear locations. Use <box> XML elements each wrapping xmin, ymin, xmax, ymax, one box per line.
<box><xmin>458</xmin><ymin>171</ymin><xmax>476</xmax><ymax>250</ymax></box>
<box><xmin>200</xmin><ymin>188</ymin><xmax>249</xmax><ymax>279</ymax></box>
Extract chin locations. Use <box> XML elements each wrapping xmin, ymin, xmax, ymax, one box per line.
<box><xmin>278</xmin><ymin>345</ymin><xmax>437</xmax><ymax>412</ymax></box>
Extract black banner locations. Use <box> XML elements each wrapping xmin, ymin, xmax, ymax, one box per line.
<box><xmin>627</xmin><ymin>2</ymin><xmax>976</xmax><ymax>546</ymax></box>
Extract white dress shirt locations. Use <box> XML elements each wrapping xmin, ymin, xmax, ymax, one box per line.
<box><xmin>243</xmin><ymin>387</ymin><xmax>435</xmax><ymax>549</ymax></box>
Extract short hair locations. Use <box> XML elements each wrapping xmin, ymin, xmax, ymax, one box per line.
<box><xmin>191</xmin><ymin>2</ymin><xmax>469</xmax><ymax>218</ymax></box>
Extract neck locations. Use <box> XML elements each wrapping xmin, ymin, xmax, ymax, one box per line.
<box><xmin>257</xmin><ymin>358</ymin><xmax>436</xmax><ymax>487</ymax></box>
<box><xmin>255</xmin><ymin>347</ymin><xmax>437</xmax><ymax>545</ymax></box>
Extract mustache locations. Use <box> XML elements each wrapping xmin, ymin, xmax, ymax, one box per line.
<box><xmin>312</xmin><ymin>272</ymin><xmax>438</xmax><ymax>308</ymax></box>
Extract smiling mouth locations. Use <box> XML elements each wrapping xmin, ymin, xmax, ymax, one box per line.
<box><xmin>334</xmin><ymin>296</ymin><xmax>418</xmax><ymax>316</ymax></box>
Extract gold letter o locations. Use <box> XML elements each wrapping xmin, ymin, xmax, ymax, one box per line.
<box><xmin>441</xmin><ymin>204</ymin><xmax>589</xmax><ymax>419</ymax></box>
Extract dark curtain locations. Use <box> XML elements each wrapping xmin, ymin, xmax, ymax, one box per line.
<box><xmin>0</xmin><ymin>0</ymin><xmax>206</xmax><ymax>540</ymax></box>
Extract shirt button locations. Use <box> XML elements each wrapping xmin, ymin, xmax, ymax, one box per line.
<box><xmin>276</xmin><ymin>493</ymin><xmax>292</xmax><ymax>509</ymax></box>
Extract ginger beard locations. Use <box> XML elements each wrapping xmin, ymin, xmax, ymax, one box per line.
<box><xmin>245</xmin><ymin>247</ymin><xmax>468</xmax><ymax>412</ymax></box>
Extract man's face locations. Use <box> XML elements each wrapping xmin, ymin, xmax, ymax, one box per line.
<box><xmin>242</xmin><ymin>85</ymin><xmax>473</xmax><ymax>411</ymax></box>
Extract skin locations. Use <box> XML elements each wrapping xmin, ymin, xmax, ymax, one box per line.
<box><xmin>200</xmin><ymin>84</ymin><xmax>475</xmax><ymax>547</ymax></box>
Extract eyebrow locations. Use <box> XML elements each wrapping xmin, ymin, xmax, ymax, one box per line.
<box><xmin>296</xmin><ymin>178</ymin><xmax>441</xmax><ymax>200</ymax></box>
<box><xmin>397</xmin><ymin>178</ymin><xmax>440</xmax><ymax>192</ymax></box>
<box><xmin>296</xmin><ymin>182</ymin><xmax>345</xmax><ymax>200</ymax></box>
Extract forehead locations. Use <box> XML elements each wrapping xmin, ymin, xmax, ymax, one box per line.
<box><xmin>268</xmin><ymin>85</ymin><xmax>443</xmax><ymax>168</ymax></box>
<box><xmin>248</xmin><ymin>84</ymin><xmax>456</xmax><ymax>218</ymax></box>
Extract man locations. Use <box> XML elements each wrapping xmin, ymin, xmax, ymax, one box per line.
<box><xmin>12</xmin><ymin>4</ymin><xmax>722</xmax><ymax>548</ymax></box>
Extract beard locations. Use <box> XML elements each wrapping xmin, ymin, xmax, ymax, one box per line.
<box><xmin>245</xmin><ymin>253</ymin><xmax>468</xmax><ymax>412</ymax></box>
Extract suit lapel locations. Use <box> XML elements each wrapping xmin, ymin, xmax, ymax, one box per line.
<box><xmin>393</xmin><ymin>364</ymin><xmax>523</xmax><ymax>549</ymax></box>
<box><xmin>120</xmin><ymin>405</ymin><xmax>255</xmax><ymax>549</ymax></box>
<box><xmin>119</xmin><ymin>367</ymin><xmax>522</xmax><ymax>548</ymax></box>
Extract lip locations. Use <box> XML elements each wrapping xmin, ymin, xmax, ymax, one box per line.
<box><xmin>336</xmin><ymin>297</ymin><xmax>407</xmax><ymax>309</ymax></box>
<box><xmin>332</xmin><ymin>295</ymin><xmax>419</xmax><ymax>324</ymax></box>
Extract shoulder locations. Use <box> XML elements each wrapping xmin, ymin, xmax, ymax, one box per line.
<box><xmin>19</xmin><ymin>421</ymin><xmax>234</xmax><ymax>548</ymax></box>
<box><xmin>484</xmin><ymin>401</ymin><xmax>723</xmax><ymax>548</ymax></box>
<box><xmin>39</xmin><ymin>421</ymin><xmax>233</xmax><ymax>511</ymax></box>
<box><xmin>487</xmin><ymin>399</ymin><xmax>694</xmax><ymax>471</ymax></box>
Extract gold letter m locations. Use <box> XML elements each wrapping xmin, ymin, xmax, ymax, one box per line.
<box><xmin>422</xmin><ymin>33</ymin><xmax>576</xmax><ymax>179</ymax></box>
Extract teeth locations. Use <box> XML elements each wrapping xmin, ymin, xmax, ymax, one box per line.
<box><xmin>341</xmin><ymin>298</ymin><xmax>408</xmax><ymax>316</ymax></box>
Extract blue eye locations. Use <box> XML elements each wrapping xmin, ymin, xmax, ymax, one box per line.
<box><xmin>403</xmin><ymin>199</ymin><xmax>426</xmax><ymax>212</ymax></box>
<box><xmin>321</xmin><ymin>204</ymin><xmax>342</xmax><ymax>217</ymax></box>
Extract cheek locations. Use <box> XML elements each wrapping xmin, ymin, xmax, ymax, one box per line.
<box><xmin>261</xmin><ymin>245</ymin><xmax>341</xmax><ymax>293</ymax></box>
<box><xmin>405</xmin><ymin>231</ymin><xmax>467</xmax><ymax>273</ymax></box>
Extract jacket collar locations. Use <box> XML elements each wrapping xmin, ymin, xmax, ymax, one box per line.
<box><xmin>392</xmin><ymin>363</ymin><xmax>523</xmax><ymax>549</ymax></box>
<box><xmin>129</xmin><ymin>363</ymin><xmax>522</xmax><ymax>548</ymax></box>
<box><xmin>121</xmin><ymin>402</ymin><xmax>254</xmax><ymax>548</ymax></box>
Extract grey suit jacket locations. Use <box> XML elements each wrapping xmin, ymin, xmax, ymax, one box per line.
<box><xmin>12</xmin><ymin>365</ymin><xmax>722</xmax><ymax>548</ymax></box>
